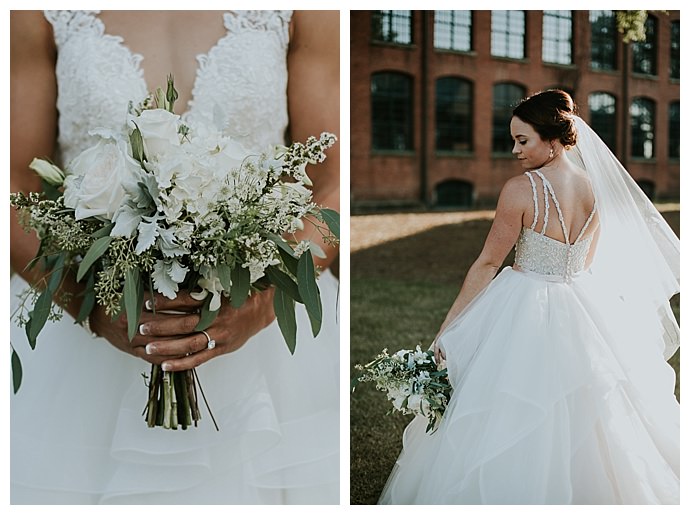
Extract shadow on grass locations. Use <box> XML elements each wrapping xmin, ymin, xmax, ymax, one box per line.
<box><xmin>350</xmin><ymin>210</ymin><xmax>680</xmax><ymax>505</ymax></box>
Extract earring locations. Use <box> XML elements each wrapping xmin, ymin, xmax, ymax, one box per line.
<box><xmin>549</xmin><ymin>148</ymin><xmax>554</xmax><ymax>159</ymax></box>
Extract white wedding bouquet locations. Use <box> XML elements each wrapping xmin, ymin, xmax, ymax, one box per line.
<box><xmin>11</xmin><ymin>77</ymin><xmax>338</xmax><ymax>430</ymax></box>
<box><xmin>353</xmin><ymin>346</ymin><xmax>452</xmax><ymax>433</ymax></box>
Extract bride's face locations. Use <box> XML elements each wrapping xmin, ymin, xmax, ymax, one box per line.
<box><xmin>510</xmin><ymin>116</ymin><xmax>551</xmax><ymax>169</ymax></box>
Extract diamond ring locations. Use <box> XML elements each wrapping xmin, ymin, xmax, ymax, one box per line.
<box><xmin>200</xmin><ymin>329</ymin><xmax>216</xmax><ymax>350</ymax></box>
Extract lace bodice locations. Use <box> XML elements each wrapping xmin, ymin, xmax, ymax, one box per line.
<box><xmin>44</xmin><ymin>10</ymin><xmax>292</xmax><ymax>166</ymax></box>
<box><xmin>514</xmin><ymin>171</ymin><xmax>596</xmax><ymax>282</ymax></box>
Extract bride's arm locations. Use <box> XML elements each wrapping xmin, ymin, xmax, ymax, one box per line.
<box><xmin>10</xmin><ymin>12</ymin><xmax>170</xmax><ymax>365</ymax></box>
<box><xmin>141</xmin><ymin>11</ymin><xmax>341</xmax><ymax>372</ymax></box>
<box><xmin>433</xmin><ymin>177</ymin><xmax>528</xmax><ymax>361</ymax></box>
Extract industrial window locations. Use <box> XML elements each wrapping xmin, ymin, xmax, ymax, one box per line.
<box><xmin>434</xmin><ymin>11</ymin><xmax>472</xmax><ymax>52</ymax></box>
<box><xmin>590</xmin><ymin>11</ymin><xmax>617</xmax><ymax>70</ymax></box>
<box><xmin>435</xmin><ymin>77</ymin><xmax>473</xmax><ymax>151</ymax></box>
<box><xmin>669</xmin><ymin>102</ymin><xmax>680</xmax><ymax>159</ymax></box>
<box><xmin>371</xmin><ymin>72</ymin><xmax>413</xmax><ymax>151</ymax></box>
<box><xmin>630</xmin><ymin>98</ymin><xmax>655</xmax><ymax>159</ymax></box>
<box><xmin>632</xmin><ymin>15</ymin><xmax>658</xmax><ymax>75</ymax></box>
<box><xmin>670</xmin><ymin>21</ymin><xmax>680</xmax><ymax>79</ymax></box>
<box><xmin>371</xmin><ymin>11</ymin><xmax>412</xmax><ymax>45</ymax></box>
<box><xmin>493</xmin><ymin>83</ymin><xmax>526</xmax><ymax>153</ymax></box>
<box><xmin>588</xmin><ymin>92</ymin><xmax>617</xmax><ymax>154</ymax></box>
<box><xmin>542</xmin><ymin>11</ymin><xmax>573</xmax><ymax>65</ymax></box>
<box><xmin>491</xmin><ymin>11</ymin><xmax>525</xmax><ymax>59</ymax></box>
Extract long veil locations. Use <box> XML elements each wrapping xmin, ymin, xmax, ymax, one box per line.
<box><xmin>567</xmin><ymin>116</ymin><xmax>680</xmax><ymax>360</ymax></box>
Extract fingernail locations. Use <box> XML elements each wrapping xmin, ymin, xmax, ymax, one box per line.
<box><xmin>138</xmin><ymin>323</ymin><xmax>149</xmax><ymax>336</ymax></box>
<box><xmin>145</xmin><ymin>299</ymin><xmax>154</xmax><ymax>310</ymax></box>
<box><xmin>162</xmin><ymin>362</ymin><xmax>172</xmax><ymax>372</ymax></box>
<box><xmin>145</xmin><ymin>343</ymin><xmax>157</xmax><ymax>355</ymax></box>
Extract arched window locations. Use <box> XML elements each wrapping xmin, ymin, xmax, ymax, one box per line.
<box><xmin>371</xmin><ymin>11</ymin><xmax>412</xmax><ymax>45</ymax></box>
<box><xmin>588</xmin><ymin>92</ymin><xmax>617</xmax><ymax>154</ymax></box>
<box><xmin>589</xmin><ymin>10</ymin><xmax>616</xmax><ymax>70</ymax></box>
<box><xmin>669</xmin><ymin>102</ymin><xmax>680</xmax><ymax>159</ymax></box>
<box><xmin>491</xmin><ymin>11</ymin><xmax>525</xmax><ymax>59</ymax></box>
<box><xmin>493</xmin><ymin>83</ymin><xmax>525</xmax><ymax>153</ymax></box>
<box><xmin>632</xmin><ymin>15</ymin><xmax>658</xmax><ymax>75</ymax></box>
<box><xmin>435</xmin><ymin>77</ymin><xmax>472</xmax><ymax>151</ymax></box>
<box><xmin>434</xmin><ymin>11</ymin><xmax>472</xmax><ymax>52</ymax></box>
<box><xmin>542</xmin><ymin>11</ymin><xmax>573</xmax><ymax>65</ymax></box>
<box><xmin>630</xmin><ymin>98</ymin><xmax>655</xmax><ymax>159</ymax></box>
<box><xmin>670</xmin><ymin>21</ymin><xmax>680</xmax><ymax>79</ymax></box>
<box><xmin>435</xmin><ymin>180</ymin><xmax>474</xmax><ymax>208</ymax></box>
<box><xmin>371</xmin><ymin>72</ymin><xmax>413</xmax><ymax>151</ymax></box>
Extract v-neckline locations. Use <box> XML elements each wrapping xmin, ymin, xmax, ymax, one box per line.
<box><xmin>92</xmin><ymin>10</ymin><xmax>231</xmax><ymax>117</ymax></box>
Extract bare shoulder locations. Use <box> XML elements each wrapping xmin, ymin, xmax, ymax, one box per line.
<box><xmin>498</xmin><ymin>174</ymin><xmax>534</xmax><ymax>209</ymax></box>
<box><xmin>290</xmin><ymin>11</ymin><xmax>338</xmax><ymax>54</ymax></box>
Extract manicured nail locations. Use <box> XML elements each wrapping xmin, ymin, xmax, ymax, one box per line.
<box><xmin>138</xmin><ymin>323</ymin><xmax>149</xmax><ymax>336</ymax></box>
<box><xmin>161</xmin><ymin>362</ymin><xmax>172</xmax><ymax>372</ymax></box>
<box><xmin>145</xmin><ymin>343</ymin><xmax>157</xmax><ymax>355</ymax></box>
<box><xmin>145</xmin><ymin>299</ymin><xmax>154</xmax><ymax>310</ymax></box>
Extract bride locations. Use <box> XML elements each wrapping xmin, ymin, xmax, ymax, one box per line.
<box><xmin>379</xmin><ymin>90</ymin><xmax>679</xmax><ymax>504</ymax></box>
<box><xmin>10</xmin><ymin>11</ymin><xmax>340</xmax><ymax>504</ymax></box>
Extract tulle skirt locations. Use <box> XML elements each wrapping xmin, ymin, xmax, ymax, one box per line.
<box><xmin>10</xmin><ymin>271</ymin><xmax>339</xmax><ymax>505</ymax></box>
<box><xmin>379</xmin><ymin>267</ymin><xmax>679</xmax><ymax>505</ymax></box>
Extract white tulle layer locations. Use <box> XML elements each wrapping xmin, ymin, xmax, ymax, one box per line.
<box><xmin>379</xmin><ymin>267</ymin><xmax>679</xmax><ymax>505</ymax></box>
<box><xmin>10</xmin><ymin>271</ymin><xmax>339</xmax><ymax>505</ymax></box>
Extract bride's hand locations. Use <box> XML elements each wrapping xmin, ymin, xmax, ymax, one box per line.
<box><xmin>136</xmin><ymin>288</ymin><xmax>276</xmax><ymax>371</ymax></box>
<box><xmin>433</xmin><ymin>338</ymin><xmax>446</xmax><ymax>364</ymax></box>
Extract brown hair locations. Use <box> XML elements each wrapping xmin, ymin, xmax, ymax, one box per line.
<box><xmin>512</xmin><ymin>89</ymin><xmax>578</xmax><ymax>147</ymax></box>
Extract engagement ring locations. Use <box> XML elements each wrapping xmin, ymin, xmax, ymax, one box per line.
<box><xmin>200</xmin><ymin>330</ymin><xmax>216</xmax><ymax>350</ymax></box>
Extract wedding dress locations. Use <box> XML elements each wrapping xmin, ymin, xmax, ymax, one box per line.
<box><xmin>379</xmin><ymin>169</ymin><xmax>679</xmax><ymax>504</ymax></box>
<box><xmin>11</xmin><ymin>10</ymin><xmax>339</xmax><ymax>505</ymax></box>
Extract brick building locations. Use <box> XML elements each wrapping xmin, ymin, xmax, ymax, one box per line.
<box><xmin>350</xmin><ymin>10</ymin><xmax>680</xmax><ymax>209</ymax></box>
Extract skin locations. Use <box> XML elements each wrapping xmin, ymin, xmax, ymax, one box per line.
<box><xmin>10</xmin><ymin>11</ymin><xmax>340</xmax><ymax>371</ymax></box>
<box><xmin>434</xmin><ymin>115</ymin><xmax>598</xmax><ymax>362</ymax></box>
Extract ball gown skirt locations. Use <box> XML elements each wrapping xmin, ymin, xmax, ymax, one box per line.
<box><xmin>10</xmin><ymin>271</ymin><xmax>340</xmax><ymax>505</ymax></box>
<box><xmin>379</xmin><ymin>266</ymin><xmax>679</xmax><ymax>505</ymax></box>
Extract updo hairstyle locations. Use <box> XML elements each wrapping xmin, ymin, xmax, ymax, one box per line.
<box><xmin>512</xmin><ymin>89</ymin><xmax>578</xmax><ymax>148</ymax></box>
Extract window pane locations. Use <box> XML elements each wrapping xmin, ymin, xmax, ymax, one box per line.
<box><xmin>491</xmin><ymin>11</ymin><xmax>525</xmax><ymax>59</ymax></box>
<box><xmin>630</xmin><ymin>98</ymin><xmax>655</xmax><ymax>159</ymax></box>
<box><xmin>493</xmin><ymin>83</ymin><xmax>525</xmax><ymax>152</ymax></box>
<box><xmin>670</xmin><ymin>21</ymin><xmax>680</xmax><ymax>79</ymax></box>
<box><xmin>434</xmin><ymin>11</ymin><xmax>472</xmax><ymax>52</ymax></box>
<box><xmin>543</xmin><ymin>11</ymin><xmax>572</xmax><ymax>64</ymax></box>
<box><xmin>669</xmin><ymin>102</ymin><xmax>680</xmax><ymax>158</ymax></box>
<box><xmin>371</xmin><ymin>73</ymin><xmax>413</xmax><ymax>151</ymax></box>
<box><xmin>435</xmin><ymin>78</ymin><xmax>473</xmax><ymax>151</ymax></box>
<box><xmin>632</xmin><ymin>16</ymin><xmax>658</xmax><ymax>75</ymax></box>
<box><xmin>372</xmin><ymin>10</ymin><xmax>412</xmax><ymax>45</ymax></box>
<box><xmin>588</xmin><ymin>92</ymin><xmax>617</xmax><ymax>153</ymax></box>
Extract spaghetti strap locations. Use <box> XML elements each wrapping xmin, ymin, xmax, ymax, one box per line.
<box><xmin>574</xmin><ymin>202</ymin><xmax>597</xmax><ymax>244</ymax></box>
<box><xmin>534</xmin><ymin>171</ymin><xmax>570</xmax><ymax>244</ymax></box>
<box><xmin>524</xmin><ymin>172</ymin><xmax>538</xmax><ymax>230</ymax></box>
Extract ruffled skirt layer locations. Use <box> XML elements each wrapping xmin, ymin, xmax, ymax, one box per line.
<box><xmin>10</xmin><ymin>271</ymin><xmax>340</xmax><ymax>505</ymax></box>
<box><xmin>379</xmin><ymin>267</ymin><xmax>679</xmax><ymax>504</ymax></box>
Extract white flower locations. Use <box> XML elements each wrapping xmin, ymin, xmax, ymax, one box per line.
<box><xmin>407</xmin><ymin>394</ymin><xmax>422</xmax><ymax>413</ymax></box>
<box><xmin>63</xmin><ymin>138</ymin><xmax>140</xmax><ymax>220</ymax></box>
<box><xmin>190</xmin><ymin>274</ymin><xmax>224</xmax><ymax>311</ymax></box>
<box><xmin>29</xmin><ymin>158</ymin><xmax>64</xmax><ymax>186</ymax></box>
<box><xmin>131</xmin><ymin>109</ymin><xmax>181</xmax><ymax>159</ymax></box>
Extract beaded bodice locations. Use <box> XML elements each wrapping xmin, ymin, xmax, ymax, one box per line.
<box><xmin>514</xmin><ymin>171</ymin><xmax>597</xmax><ymax>282</ymax></box>
<box><xmin>44</xmin><ymin>10</ymin><xmax>292</xmax><ymax>166</ymax></box>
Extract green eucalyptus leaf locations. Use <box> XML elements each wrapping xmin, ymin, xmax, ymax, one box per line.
<box><xmin>91</xmin><ymin>223</ymin><xmax>115</xmax><ymax>239</ymax></box>
<box><xmin>266</xmin><ymin>233</ymin><xmax>296</xmax><ymax>257</ymax></box>
<box><xmin>278</xmin><ymin>246</ymin><xmax>299</xmax><ymax>277</ymax></box>
<box><xmin>217</xmin><ymin>263</ymin><xmax>233</xmax><ymax>291</ymax></box>
<box><xmin>124</xmin><ymin>268</ymin><xmax>144</xmax><ymax>341</ymax></box>
<box><xmin>11</xmin><ymin>348</ymin><xmax>23</xmax><ymax>394</ymax></box>
<box><xmin>47</xmin><ymin>252</ymin><xmax>66</xmax><ymax>294</ymax></box>
<box><xmin>297</xmin><ymin>250</ymin><xmax>322</xmax><ymax>337</ymax></box>
<box><xmin>265</xmin><ymin>266</ymin><xmax>302</xmax><ymax>302</ymax></box>
<box><xmin>77</xmin><ymin>236</ymin><xmax>112</xmax><ymax>282</ymax></box>
<box><xmin>319</xmin><ymin>208</ymin><xmax>340</xmax><ymax>239</ymax></box>
<box><xmin>74</xmin><ymin>271</ymin><xmax>96</xmax><ymax>324</ymax></box>
<box><xmin>195</xmin><ymin>296</ymin><xmax>220</xmax><ymax>331</ymax></box>
<box><xmin>273</xmin><ymin>288</ymin><xmax>297</xmax><ymax>354</ymax></box>
<box><xmin>230</xmin><ymin>264</ymin><xmax>250</xmax><ymax>308</ymax></box>
<box><xmin>26</xmin><ymin>287</ymin><xmax>53</xmax><ymax>349</ymax></box>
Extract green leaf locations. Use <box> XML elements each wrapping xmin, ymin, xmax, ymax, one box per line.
<box><xmin>123</xmin><ymin>268</ymin><xmax>144</xmax><ymax>341</ymax></box>
<box><xmin>26</xmin><ymin>287</ymin><xmax>53</xmax><ymax>349</ymax></box>
<box><xmin>266</xmin><ymin>233</ymin><xmax>296</xmax><ymax>257</ymax></box>
<box><xmin>74</xmin><ymin>270</ymin><xmax>96</xmax><ymax>324</ymax></box>
<box><xmin>273</xmin><ymin>288</ymin><xmax>297</xmax><ymax>354</ymax></box>
<box><xmin>47</xmin><ymin>252</ymin><xmax>66</xmax><ymax>293</ymax></box>
<box><xmin>297</xmin><ymin>250</ymin><xmax>322</xmax><ymax>337</ymax></box>
<box><xmin>217</xmin><ymin>263</ymin><xmax>233</xmax><ymax>291</ymax></box>
<box><xmin>230</xmin><ymin>264</ymin><xmax>250</xmax><ymax>308</ymax></box>
<box><xmin>265</xmin><ymin>266</ymin><xmax>302</xmax><ymax>302</ymax></box>
<box><xmin>278</xmin><ymin>246</ymin><xmax>299</xmax><ymax>277</ymax></box>
<box><xmin>11</xmin><ymin>348</ymin><xmax>23</xmax><ymax>394</ymax></box>
<box><xmin>130</xmin><ymin>124</ymin><xmax>146</xmax><ymax>163</ymax></box>
<box><xmin>77</xmin><ymin>236</ymin><xmax>112</xmax><ymax>282</ymax></box>
<box><xmin>195</xmin><ymin>295</ymin><xmax>220</xmax><ymax>331</ymax></box>
<box><xmin>91</xmin><ymin>223</ymin><xmax>115</xmax><ymax>239</ymax></box>
<box><xmin>320</xmin><ymin>208</ymin><xmax>340</xmax><ymax>239</ymax></box>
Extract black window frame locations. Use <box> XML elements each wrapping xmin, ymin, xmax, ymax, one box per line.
<box><xmin>371</xmin><ymin>72</ymin><xmax>414</xmax><ymax>152</ymax></box>
<box><xmin>589</xmin><ymin>10</ymin><xmax>617</xmax><ymax>71</ymax></box>
<box><xmin>632</xmin><ymin>15</ymin><xmax>658</xmax><ymax>76</ymax></box>
<box><xmin>491</xmin><ymin>11</ymin><xmax>526</xmax><ymax>59</ymax></box>
<box><xmin>588</xmin><ymin>92</ymin><xmax>617</xmax><ymax>154</ymax></box>
<box><xmin>492</xmin><ymin>83</ymin><xmax>526</xmax><ymax>153</ymax></box>
<box><xmin>630</xmin><ymin>97</ymin><xmax>656</xmax><ymax>159</ymax></box>
<box><xmin>433</xmin><ymin>10</ymin><xmax>472</xmax><ymax>52</ymax></box>
<box><xmin>371</xmin><ymin>10</ymin><xmax>413</xmax><ymax>45</ymax></box>
<box><xmin>542</xmin><ymin>11</ymin><xmax>573</xmax><ymax>65</ymax></box>
<box><xmin>435</xmin><ymin>77</ymin><xmax>473</xmax><ymax>152</ymax></box>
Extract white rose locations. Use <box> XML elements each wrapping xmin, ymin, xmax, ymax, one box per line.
<box><xmin>407</xmin><ymin>394</ymin><xmax>422</xmax><ymax>413</ymax></box>
<box><xmin>131</xmin><ymin>109</ymin><xmax>181</xmax><ymax>159</ymax></box>
<box><xmin>29</xmin><ymin>158</ymin><xmax>65</xmax><ymax>186</ymax></box>
<box><xmin>64</xmin><ymin>139</ymin><xmax>140</xmax><ymax>220</ymax></box>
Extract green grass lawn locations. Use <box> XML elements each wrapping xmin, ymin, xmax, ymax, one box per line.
<box><xmin>350</xmin><ymin>210</ymin><xmax>680</xmax><ymax>505</ymax></box>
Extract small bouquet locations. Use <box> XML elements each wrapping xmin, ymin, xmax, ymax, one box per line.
<box><xmin>11</xmin><ymin>76</ymin><xmax>338</xmax><ymax>430</ymax></box>
<box><xmin>352</xmin><ymin>345</ymin><xmax>452</xmax><ymax>433</ymax></box>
